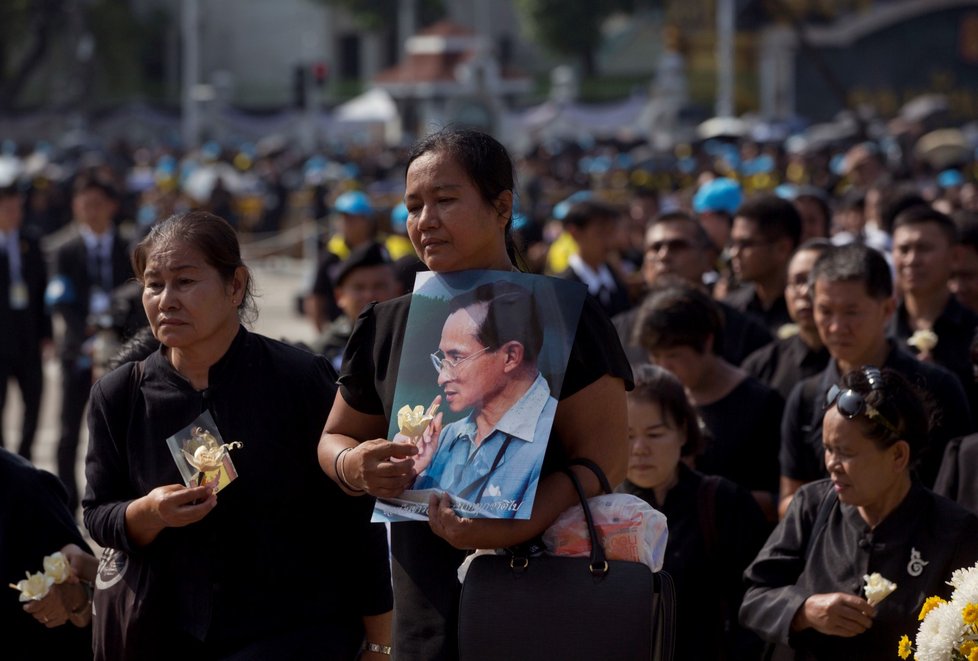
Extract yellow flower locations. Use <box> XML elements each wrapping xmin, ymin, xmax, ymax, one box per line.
<box><xmin>970</xmin><ymin>646</ymin><xmax>978</xmax><ymax>661</ymax></box>
<box><xmin>964</xmin><ymin>603</ymin><xmax>978</xmax><ymax>625</ymax></box>
<box><xmin>897</xmin><ymin>634</ymin><xmax>912</xmax><ymax>659</ymax></box>
<box><xmin>919</xmin><ymin>596</ymin><xmax>946</xmax><ymax>621</ymax></box>
<box><xmin>962</xmin><ymin>640</ymin><xmax>977</xmax><ymax>657</ymax></box>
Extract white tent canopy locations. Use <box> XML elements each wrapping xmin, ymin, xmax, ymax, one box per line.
<box><xmin>332</xmin><ymin>88</ymin><xmax>402</xmax><ymax>145</ymax></box>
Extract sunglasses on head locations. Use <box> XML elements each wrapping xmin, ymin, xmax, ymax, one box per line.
<box><xmin>824</xmin><ymin>367</ymin><xmax>900</xmax><ymax>436</ymax></box>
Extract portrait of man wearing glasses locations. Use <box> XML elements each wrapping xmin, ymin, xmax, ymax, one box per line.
<box><xmin>408</xmin><ymin>280</ymin><xmax>556</xmax><ymax>519</ymax></box>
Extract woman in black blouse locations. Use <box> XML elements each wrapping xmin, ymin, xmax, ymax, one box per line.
<box><xmin>83</xmin><ymin>211</ymin><xmax>392</xmax><ymax>660</ymax></box>
<box><xmin>317</xmin><ymin>128</ymin><xmax>633</xmax><ymax>660</ymax></box>
<box><xmin>741</xmin><ymin>367</ymin><xmax>978</xmax><ymax>660</ymax></box>
<box><xmin>619</xmin><ymin>364</ymin><xmax>768</xmax><ymax>660</ymax></box>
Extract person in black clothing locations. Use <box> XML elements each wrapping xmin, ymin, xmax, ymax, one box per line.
<box><xmin>2</xmin><ymin>448</ymin><xmax>97</xmax><ymax>661</ymax></box>
<box><xmin>312</xmin><ymin>241</ymin><xmax>398</xmax><ymax>370</ymax></box>
<box><xmin>949</xmin><ymin>209</ymin><xmax>978</xmax><ymax>313</ymax></box>
<box><xmin>558</xmin><ymin>199</ymin><xmax>633</xmax><ymax>318</ymax></box>
<box><xmin>317</xmin><ymin>129</ymin><xmax>633</xmax><ymax>660</ymax></box>
<box><xmin>779</xmin><ymin>243</ymin><xmax>972</xmax><ymax>517</ymax></box>
<box><xmin>618</xmin><ymin>364</ymin><xmax>767</xmax><ymax>660</ymax></box>
<box><xmin>742</xmin><ymin>367</ymin><xmax>978</xmax><ymax>661</ymax></box>
<box><xmin>725</xmin><ymin>194</ymin><xmax>802</xmax><ymax>334</ymax></box>
<box><xmin>889</xmin><ymin>205</ymin><xmax>978</xmax><ymax>417</ymax></box>
<box><xmin>933</xmin><ymin>330</ymin><xmax>978</xmax><ymax>515</ymax></box>
<box><xmin>743</xmin><ymin>239</ymin><xmax>831</xmax><ymax>399</ymax></box>
<box><xmin>613</xmin><ymin>210</ymin><xmax>772</xmax><ymax>366</ymax></box>
<box><xmin>49</xmin><ymin>172</ymin><xmax>135</xmax><ymax>511</ymax></box>
<box><xmin>636</xmin><ymin>280</ymin><xmax>783</xmax><ymax>522</ymax></box>
<box><xmin>0</xmin><ymin>184</ymin><xmax>51</xmax><ymax>460</ymax></box>
<box><xmin>83</xmin><ymin>211</ymin><xmax>392</xmax><ymax>660</ymax></box>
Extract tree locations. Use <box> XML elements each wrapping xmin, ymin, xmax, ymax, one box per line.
<box><xmin>0</xmin><ymin>0</ymin><xmax>168</xmax><ymax>112</ymax></box>
<box><xmin>0</xmin><ymin>0</ymin><xmax>67</xmax><ymax>112</ymax></box>
<box><xmin>514</xmin><ymin>0</ymin><xmax>633</xmax><ymax>76</ymax></box>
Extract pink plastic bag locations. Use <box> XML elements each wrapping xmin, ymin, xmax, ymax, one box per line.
<box><xmin>541</xmin><ymin>493</ymin><xmax>668</xmax><ymax>571</ymax></box>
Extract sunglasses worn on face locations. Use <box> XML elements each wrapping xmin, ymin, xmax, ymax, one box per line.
<box><xmin>824</xmin><ymin>383</ymin><xmax>900</xmax><ymax>436</ymax></box>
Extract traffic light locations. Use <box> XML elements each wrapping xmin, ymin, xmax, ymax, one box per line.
<box><xmin>312</xmin><ymin>61</ymin><xmax>329</xmax><ymax>88</ymax></box>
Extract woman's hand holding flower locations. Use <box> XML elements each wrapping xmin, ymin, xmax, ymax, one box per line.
<box><xmin>792</xmin><ymin>592</ymin><xmax>876</xmax><ymax>637</ymax></box>
<box><xmin>343</xmin><ymin>440</ymin><xmax>419</xmax><ymax>498</ymax></box>
<box><xmin>125</xmin><ymin>484</ymin><xmax>217</xmax><ymax>547</ymax></box>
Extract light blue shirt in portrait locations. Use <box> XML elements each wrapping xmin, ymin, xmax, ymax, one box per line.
<box><xmin>414</xmin><ymin>372</ymin><xmax>556</xmax><ymax>519</ymax></box>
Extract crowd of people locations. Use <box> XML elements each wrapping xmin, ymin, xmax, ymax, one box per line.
<box><xmin>2</xmin><ymin>117</ymin><xmax>978</xmax><ymax>660</ymax></box>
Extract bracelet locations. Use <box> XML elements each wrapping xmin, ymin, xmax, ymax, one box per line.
<box><xmin>334</xmin><ymin>447</ymin><xmax>364</xmax><ymax>493</ymax></box>
<box><xmin>364</xmin><ymin>642</ymin><xmax>392</xmax><ymax>655</ymax></box>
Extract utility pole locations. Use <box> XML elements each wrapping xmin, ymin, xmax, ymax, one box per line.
<box><xmin>182</xmin><ymin>0</ymin><xmax>201</xmax><ymax>149</ymax></box>
<box><xmin>716</xmin><ymin>0</ymin><xmax>735</xmax><ymax>117</ymax></box>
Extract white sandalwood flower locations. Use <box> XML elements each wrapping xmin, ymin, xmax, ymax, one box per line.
<box><xmin>16</xmin><ymin>571</ymin><xmax>54</xmax><ymax>602</ymax></box>
<box><xmin>863</xmin><ymin>572</ymin><xmax>897</xmax><ymax>606</ymax></box>
<box><xmin>42</xmin><ymin>552</ymin><xmax>71</xmax><ymax>584</ymax></box>
<box><xmin>183</xmin><ymin>440</ymin><xmax>243</xmax><ymax>473</ymax></box>
<box><xmin>397</xmin><ymin>404</ymin><xmax>435</xmax><ymax>439</ymax></box>
<box><xmin>908</xmin><ymin>329</ymin><xmax>939</xmax><ymax>354</ymax></box>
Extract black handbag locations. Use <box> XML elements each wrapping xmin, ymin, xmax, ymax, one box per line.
<box><xmin>457</xmin><ymin>459</ymin><xmax>676</xmax><ymax>661</ymax></box>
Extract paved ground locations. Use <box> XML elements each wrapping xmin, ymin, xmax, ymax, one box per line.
<box><xmin>1</xmin><ymin>257</ymin><xmax>318</xmax><ymax>509</ymax></box>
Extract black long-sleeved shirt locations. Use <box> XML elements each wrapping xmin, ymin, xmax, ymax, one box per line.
<box><xmin>83</xmin><ymin>327</ymin><xmax>391</xmax><ymax>655</ymax></box>
<box><xmin>741</xmin><ymin>480</ymin><xmax>978</xmax><ymax>661</ymax></box>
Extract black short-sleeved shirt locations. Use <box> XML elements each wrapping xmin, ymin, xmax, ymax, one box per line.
<box><xmin>338</xmin><ymin>292</ymin><xmax>634</xmax><ymax>661</ymax></box>
<box><xmin>780</xmin><ymin>344</ymin><xmax>974</xmax><ymax>488</ymax></box>
<box><xmin>889</xmin><ymin>295</ymin><xmax>978</xmax><ymax>418</ymax></box>
<box><xmin>619</xmin><ymin>464</ymin><xmax>768</xmax><ymax>661</ymax></box>
<box><xmin>724</xmin><ymin>284</ymin><xmax>793</xmax><ymax>336</ymax></box>
<box><xmin>83</xmin><ymin>328</ymin><xmax>392</xmax><ymax>658</ymax></box>
<box><xmin>742</xmin><ymin>334</ymin><xmax>830</xmax><ymax>401</ymax></box>
<box><xmin>2</xmin><ymin>450</ymin><xmax>93</xmax><ymax>661</ymax></box>
<box><xmin>696</xmin><ymin>376</ymin><xmax>784</xmax><ymax>495</ymax></box>
<box><xmin>741</xmin><ymin>480</ymin><xmax>978</xmax><ymax>661</ymax></box>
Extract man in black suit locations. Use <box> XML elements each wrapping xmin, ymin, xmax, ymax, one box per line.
<box><xmin>0</xmin><ymin>184</ymin><xmax>52</xmax><ymax>460</ymax></box>
<box><xmin>49</xmin><ymin>173</ymin><xmax>134</xmax><ymax>510</ymax></box>
<box><xmin>558</xmin><ymin>199</ymin><xmax>632</xmax><ymax>318</ymax></box>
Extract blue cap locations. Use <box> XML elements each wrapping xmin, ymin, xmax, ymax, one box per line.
<box><xmin>693</xmin><ymin>178</ymin><xmax>742</xmax><ymax>215</ymax></box>
<box><xmin>552</xmin><ymin>191</ymin><xmax>593</xmax><ymax>220</ymax></box>
<box><xmin>390</xmin><ymin>202</ymin><xmax>408</xmax><ymax>231</ymax></box>
<box><xmin>938</xmin><ymin>169</ymin><xmax>965</xmax><ymax>188</ymax></box>
<box><xmin>334</xmin><ymin>190</ymin><xmax>373</xmax><ymax>215</ymax></box>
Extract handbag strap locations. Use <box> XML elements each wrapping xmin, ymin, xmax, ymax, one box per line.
<box><xmin>566</xmin><ymin>457</ymin><xmax>612</xmax><ymax>494</ymax></box>
<box><xmin>655</xmin><ymin>571</ymin><xmax>677</xmax><ymax>661</ymax></box>
<box><xmin>561</xmin><ymin>466</ymin><xmax>609</xmax><ymax>577</ymax></box>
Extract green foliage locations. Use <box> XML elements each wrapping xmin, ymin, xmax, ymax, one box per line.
<box><xmin>514</xmin><ymin>0</ymin><xmax>612</xmax><ymax>55</ymax></box>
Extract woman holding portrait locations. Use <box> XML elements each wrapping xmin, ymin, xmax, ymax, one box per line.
<box><xmin>740</xmin><ymin>367</ymin><xmax>978</xmax><ymax>660</ymax></box>
<box><xmin>318</xmin><ymin>128</ymin><xmax>633</xmax><ymax>660</ymax></box>
<box><xmin>83</xmin><ymin>211</ymin><xmax>392</xmax><ymax>660</ymax></box>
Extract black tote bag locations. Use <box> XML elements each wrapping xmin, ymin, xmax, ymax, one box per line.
<box><xmin>457</xmin><ymin>460</ymin><xmax>676</xmax><ymax>661</ymax></box>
